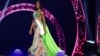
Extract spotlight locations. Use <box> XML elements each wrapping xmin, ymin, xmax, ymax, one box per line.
<box><xmin>87</xmin><ymin>40</ymin><xmax>95</xmax><ymax>44</ymax></box>
<box><xmin>82</xmin><ymin>40</ymin><xmax>97</xmax><ymax>56</ymax></box>
<box><xmin>56</xmin><ymin>50</ymin><xmax>68</xmax><ymax>56</ymax></box>
<box><xmin>12</xmin><ymin>49</ymin><xmax>23</xmax><ymax>56</ymax></box>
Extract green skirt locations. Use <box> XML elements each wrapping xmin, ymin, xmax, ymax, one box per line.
<box><xmin>41</xmin><ymin>25</ymin><xmax>61</xmax><ymax>56</ymax></box>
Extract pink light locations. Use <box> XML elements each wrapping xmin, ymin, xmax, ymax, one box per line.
<box><xmin>0</xmin><ymin>3</ymin><xmax>66</xmax><ymax>52</ymax></box>
<box><xmin>96</xmin><ymin>14</ymin><xmax>100</xmax><ymax>43</ymax></box>
<box><xmin>71</xmin><ymin>0</ymin><xmax>86</xmax><ymax>56</ymax></box>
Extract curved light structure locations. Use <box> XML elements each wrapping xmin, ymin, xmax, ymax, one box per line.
<box><xmin>0</xmin><ymin>3</ymin><xmax>66</xmax><ymax>52</ymax></box>
<box><xmin>71</xmin><ymin>0</ymin><xmax>86</xmax><ymax>56</ymax></box>
<box><xmin>0</xmin><ymin>0</ymin><xmax>86</xmax><ymax>55</ymax></box>
<box><xmin>96</xmin><ymin>14</ymin><xmax>100</xmax><ymax>43</ymax></box>
<box><xmin>96</xmin><ymin>14</ymin><xmax>100</xmax><ymax>54</ymax></box>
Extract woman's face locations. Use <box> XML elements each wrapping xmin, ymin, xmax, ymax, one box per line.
<box><xmin>36</xmin><ymin>2</ymin><xmax>40</xmax><ymax>9</ymax></box>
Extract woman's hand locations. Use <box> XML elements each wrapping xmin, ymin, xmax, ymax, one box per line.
<box><xmin>29</xmin><ymin>20</ymin><xmax>34</xmax><ymax>35</ymax></box>
<box><xmin>29</xmin><ymin>30</ymin><xmax>32</xmax><ymax>35</ymax></box>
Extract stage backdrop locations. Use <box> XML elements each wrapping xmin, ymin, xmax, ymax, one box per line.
<box><xmin>0</xmin><ymin>0</ymin><xmax>76</xmax><ymax>56</ymax></box>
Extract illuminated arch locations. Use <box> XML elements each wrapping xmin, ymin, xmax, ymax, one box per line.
<box><xmin>97</xmin><ymin>14</ymin><xmax>100</xmax><ymax>53</ymax></box>
<box><xmin>96</xmin><ymin>14</ymin><xmax>100</xmax><ymax>43</ymax></box>
<box><xmin>71</xmin><ymin>0</ymin><xmax>86</xmax><ymax>56</ymax></box>
<box><xmin>0</xmin><ymin>0</ymin><xmax>86</xmax><ymax>55</ymax></box>
<box><xmin>0</xmin><ymin>3</ymin><xmax>66</xmax><ymax>52</ymax></box>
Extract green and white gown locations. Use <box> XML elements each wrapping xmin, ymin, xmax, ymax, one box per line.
<box><xmin>28</xmin><ymin>11</ymin><xmax>66</xmax><ymax>56</ymax></box>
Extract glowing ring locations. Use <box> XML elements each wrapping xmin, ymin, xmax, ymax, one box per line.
<box><xmin>71</xmin><ymin>0</ymin><xmax>86</xmax><ymax>56</ymax></box>
<box><xmin>96</xmin><ymin>14</ymin><xmax>100</xmax><ymax>54</ymax></box>
<box><xmin>0</xmin><ymin>3</ymin><xmax>66</xmax><ymax>52</ymax></box>
<box><xmin>96</xmin><ymin>14</ymin><xmax>100</xmax><ymax>43</ymax></box>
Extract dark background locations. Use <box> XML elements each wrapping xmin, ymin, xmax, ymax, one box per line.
<box><xmin>96</xmin><ymin>0</ymin><xmax>100</xmax><ymax>21</ymax></box>
<box><xmin>88</xmin><ymin>0</ymin><xmax>96</xmax><ymax>40</ymax></box>
<box><xmin>82</xmin><ymin>0</ymin><xmax>96</xmax><ymax>41</ymax></box>
<box><xmin>0</xmin><ymin>0</ymin><xmax>76</xmax><ymax>56</ymax></box>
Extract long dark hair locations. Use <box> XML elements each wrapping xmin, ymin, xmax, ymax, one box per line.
<box><xmin>34</xmin><ymin>0</ymin><xmax>43</xmax><ymax>11</ymax></box>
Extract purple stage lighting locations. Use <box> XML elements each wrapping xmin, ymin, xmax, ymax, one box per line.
<box><xmin>12</xmin><ymin>49</ymin><xmax>22</xmax><ymax>56</ymax></box>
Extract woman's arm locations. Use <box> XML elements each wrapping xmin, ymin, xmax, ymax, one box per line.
<box><xmin>29</xmin><ymin>20</ymin><xmax>34</xmax><ymax>35</ymax></box>
<box><xmin>41</xmin><ymin>11</ymin><xmax>46</xmax><ymax>34</ymax></box>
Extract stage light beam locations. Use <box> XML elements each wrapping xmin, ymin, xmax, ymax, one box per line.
<box><xmin>0</xmin><ymin>0</ymin><xmax>10</xmax><ymax>22</ymax></box>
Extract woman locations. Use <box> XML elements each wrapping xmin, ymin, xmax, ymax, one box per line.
<box><xmin>28</xmin><ymin>1</ymin><xmax>66</xmax><ymax>56</ymax></box>
<box><xmin>28</xmin><ymin>1</ymin><xmax>46</xmax><ymax>56</ymax></box>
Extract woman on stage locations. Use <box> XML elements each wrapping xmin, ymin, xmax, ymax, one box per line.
<box><xmin>28</xmin><ymin>1</ymin><xmax>66</xmax><ymax>56</ymax></box>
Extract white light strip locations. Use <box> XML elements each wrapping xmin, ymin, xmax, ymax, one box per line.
<box><xmin>0</xmin><ymin>0</ymin><xmax>10</xmax><ymax>22</ymax></box>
